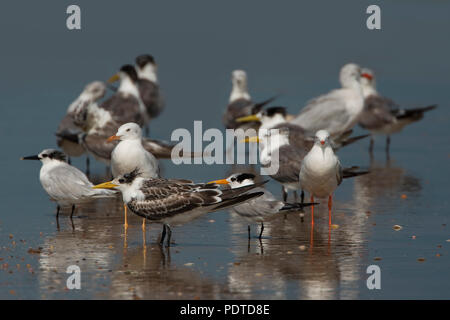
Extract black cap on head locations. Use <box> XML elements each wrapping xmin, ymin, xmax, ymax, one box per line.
<box><xmin>265</xmin><ymin>106</ymin><xmax>287</xmax><ymax>117</ymax></box>
<box><xmin>122</xmin><ymin>168</ymin><xmax>142</xmax><ymax>184</ymax></box>
<box><xmin>136</xmin><ymin>54</ymin><xmax>156</xmax><ymax>68</ymax></box>
<box><xmin>235</xmin><ymin>173</ymin><xmax>255</xmax><ymax>183</ymax></box>
<box><xmin>120</xmin><ymin>65</ymin><xmax>139</xmax><ymax>82</ymax></box>
<box><xmin>46</xmin><ymin>150</ymin><xmax>67</xmax><ymax>162</ymax></box>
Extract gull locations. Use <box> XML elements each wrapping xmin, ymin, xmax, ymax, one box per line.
<box><xmin>223</xmin><ymin>69</ymin><xmax>277</xmax><ymax>130</ymax></box>
<box><xmin>358</xmin><ymin>68</ymin><xmax>437</xmax><ymax>154</ymax></box>
<box><xmin>290</xmin><ymin>63</ymin><xmax>365</xmax><ymax>137</ymax></box>
<box><xmin>93</xmin><ymin>169</ymin><xmax>265</xmax><ymax>246</ymax></box>
<box><xmin>55</xmin><ymin>81</ymin><xmax>106</xmax><ymax>171</ymax></box>
<box><xmin>107</xmin><ymin>122</ymin><xmax>160</xmax><ymax>229</ymax></box>
<box><xmin>209</xmin><ymin>173</ymin><xmax>315</xmax><ymax>239</ymax></box>
<box><xmin>135</xmin><ymin>54</ymin><xmax>164</xmax><ymax>121</ymax></box>
<box><xmin>21</xmin><ymin>149</ymin><xmax>115</xmax><ymax>218</ymax></box>
<box><xmin>299</xmin><ymin>130</ymin><xmax>344</xmax><ymax>226</ymax></box>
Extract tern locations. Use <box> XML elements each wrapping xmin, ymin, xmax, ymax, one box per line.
<box><xmin>21</xmin><ymin>149</ymin><xmax>115</xmax><ymax>218</ymax></box>
<box><xmin>358</xmin><ymin>68</ymin><xmax>437</xmax><ymax>154</ymax></box>
<box><xmin>135</xmin><ymin>54</ymin><xmax>164</xmax><ymax>121</ymax></box>
<box><xmin>55</xmin><ymin>81</ymin><xmax>106</xmax><ymax>171</ymax></box>
<box><xmin>290</xmin><ymin>63</ymin><xmax>365</xmax><ymax>137</ymax></box>
<box><xmin>223</xmin><ymin>69</ymin><xmax>277</xmax><ymax>130</ymax></box>
<box><xmin>108</xmin><ymin>122</ymin><xmax>160</xmax><ymax>229</ymax></box>
<box><xmin>93</xmin><ymin>169</ymin><xmax>265</xmax><ymax>246</ymax></box>
<box><xmin>209</xmin><ymin>173</ymin><xmax>316</xmax><ymax>239</ymax></box>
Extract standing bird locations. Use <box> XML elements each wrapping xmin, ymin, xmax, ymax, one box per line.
<box><xmin>358</xmin><ymin>68</ymin><xmax>437</xmax><ymax>155</ymax></box>
<box><xmin>56</xmin><ymin>81</ymin><xmax>106</xmax><ymax>170</ymax></box>
<box><xmin>107</xmin><ymin>122</ymin><xmax>160</xmax><ymax>229</ymax></box>
<box><xmin>135</xmin><ymin>54</ymin><xmax>164</xmax><ymax>121</ymax></box>
<box><xmin>92</xmin><ymin>169</ymin><xmax>265</xmax><ymax>246</ymax></box>
<box><xmin>291</xmin><ymin>63</ymin><xmax>365</xmax><ymax>138</ymax></box>
<box><xmin>299</xmin><ymin>130</ymin><xmax>343</xmax><ymax>226</ymax></box>
<box><xmin>223</xmin><ymin>69</ymin><xmax>277</xmax><ymax>130</ymax></box>
<box><xmin>21</xmin><ymin>149</ymin><xmax>115</xmax><ymax>219</ymax></box>
<box><xmin>209</xmin><ymin>173</ymin><xmax>315</xmax><ymax>239</ymax></box>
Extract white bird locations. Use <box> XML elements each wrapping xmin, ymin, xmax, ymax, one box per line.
<box><xmin>92</xmin><ymin>169</ymin><xmax>265</xmax><ymax>246</ymax></box>
<box><xmin>21</xmin><ymin>149</ymin><xmax>115</xmax><ymax>218</ymax></box>
<box><xmin>107</xmin><ymin>122</ymin><xmax>160</xmax><ymax>229</ymax></box>
<box><xmin>209</xmin><ymin>173</ymin><xmax>315</xmax><ymax>239</ymax></box>
<box><xmin>299</xmin><ymin>130</ymin><xmax>343</xmax><ymax>226</ymax></box>
<box><xmin>291</xmin><ymin>63</ymin><xmax>365</xmax><ymax>137</ymax></box>
<box><xmin>358</xmin><ymin>68</ymin><xmax>437</xmax><ymax>154</ymax></box>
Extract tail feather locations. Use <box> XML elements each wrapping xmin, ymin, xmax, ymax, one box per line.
<box><xmin>55</xmin><ymin>130</ymin><xmax>80</xmax><ymax>144</ymax></box>
<box><xmin>280</xmin><ymin>202</ymin><xmax>318</xmax><ymax>211</ymax></box>
<box><xmin>343</xmin><ymin>166</ymin><xmax>369</xmax><ymax>179</ymax></box>
<box><xmin>212</xmin><ymin>191</ymin><xmax>265</xmax><ymax>211</ymax></box>
<box><xmin>395</xmin><ymin>104</ymin><xmax>437</xmax><ymax>120</ymax></box>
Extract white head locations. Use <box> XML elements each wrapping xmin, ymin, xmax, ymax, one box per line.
<box><xmin>115</xmin><ymin>122</ymin><xmax>143</xmax><ymax>141</ymax></box>
<box><xmin>21</xmin><ymin>149</ymin><xmax>67</xmax><ymax>165</ymax></box>
<box><xmin>230</xmin><ymin>69</ymin><xmax>250</xmax><ymax>102</ymax></box>
<box><xmin>135</xmin><ymin>54</ymin><xmax>158</xmax><ymax>82</ymax></box>
<box><xmin>360</xmin><ymin>67</ymin><xmax>377</xmax><ymax>96</ymax></box>
<box><xmin>92</xmin><ymin>168</ymin><xmax>145</xmax><ymax>202</ymax></box>
<box><xmin>314</xmin><ymin>130</ymin><xmax>331</xmax><ymax>148</ymax></box>
<box><xmin>339</xmin><ymin>63</ymin><xmax>362</xmax><ymax>89</ymax></box>
<box><xmin>257</xmin><ymin>107</ymin><xmax>288</xmax><ymax>129</ymax></box>
<box><xmin>209</xmin><ymin>173</ymin><xmax>256</xmax><ymax>189</ymax></box>
<box><xmin>81</xmin><ymin>81</ymin><xmax>106</xmax><ymax>101</ymax></box>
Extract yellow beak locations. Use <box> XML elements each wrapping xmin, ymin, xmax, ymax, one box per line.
<box><xmin>92</xmin><ymin>181</ymin><xmax>119</xmax><ymax>190</ymax></box>
<box><xmin>236</xmin><ymin>114</ymin><xmax>260</xmax><ymax>123</ymax></box>
<box><xmin>107</xmin><ymin>134</ymin><xmax>121</xmax><ymax>143</ymax></box>
<box><xmin>240</xmin><ymin>136</ymin><xmax>260</xmax><ymax>143</ymax></box>
<box><xmin>207</xmin><ymin>179</ymin><xmax>229</xmax><ymax>185</ymax></box>
<box><xmin>107</xmin><ymin>74</ymin><xmax>120</xmax><ymax>83</ymax></box>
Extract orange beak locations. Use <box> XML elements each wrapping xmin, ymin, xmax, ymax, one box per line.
<box><xmin>361</xmin><ymin>73</ymin><xmax>373</xmax><ymax>80</ymax></box>
<box><xmin>107</xmin><ymin>135</ymin><xmax>121</xmax><ymax>143</ymax></box>
<box><xmin>207</xmin><ymin>179</ymin><xmax>229</xmax><ymax>185</ymax></box>
<box><xmin>320</xmin><ymin>140</ymin><xmax>325</xmax><ymax>145</ymax></box>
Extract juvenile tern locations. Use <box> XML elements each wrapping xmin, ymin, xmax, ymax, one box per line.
<box><xmin>299</xmin><ymin>130</ymin><xmax>343</xmax><ymax>226</ymax></box>
<box><xmin>358</xmin><ymin>68</ymin><xmax>437</xmax><ymax>154</ymax></box>
<box><xmin>291</xmin><ymin>63</ymin><xmax>365</xmax><ymax>137</ymax></box>
<box><xmin>93</xmin><ymin>169</ymin><xmax>265</xmax><ymax>246</ymax></box>
<box><xmin>209</xmin><ymin>173</ymin><xmax>315</xmax><ymax>239</ymax></box>
<box><xmin>21</xmin><ymin>149</ymin><xmax>115</xmax><ymax>218</ymax></box>
<box><xmin>223</xmin><ymin>69</ymin><xmax>277</xmax><ymax>130</ymax></box>
<box><xmin>108</xmin><ymin>122</ymin><xmax>160</xmax><ymax>228</ymax></box>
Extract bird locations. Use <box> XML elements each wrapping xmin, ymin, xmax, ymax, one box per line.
<box><xmin>208</xmin><ymin>173</ymin><xmax>315</xmax><ymax>239</ymax></box>
<box><xmin>290</xmin><ymin>63</ymin><xmax>365</xmax><ymax>137</ymax></box>
<box><xmin>358</xmin><ymin>68</ymin><xmax>437</xmax><ymax>155</ymax></box>
<box><xmin>21</xmin><ymin>149</ymin><xmax>115</xmax><ymax>219</ymax></box>
<box><xmin>135</xmin><ymin>54</ymin><xmax>164</xmax><ymax>121</ymax></box>
<box><xmin>107</xmin><ymin>122</ymin><xmax>160</xmax><ymax>229</ymax></box>
<box><xmin>104</xmin><ymin>64</ymin><xmax>148</xmax><ymax>127</ymax></box>
<box><xmin>241</xmin><ymin>113</ymin><xmax>368</xmax><ymax>202</ymax></box>
<box><xmin>55</xmin><ymin>81</ymin><xmax>106</xmax><ymax>171</ymax></box>
<box><xmin>299</xmin><ymin>130</ymin><xmax>344</xmax><ymax>226</ymax></box>
<box><xmin>223</xmin><ymin>69</ymin><xmax>277</xmax><ymax>130</ymax></box>
<box><xmin>92</xmin><ymin>168</ymin><xmax>266</xmax><ymax>246</ymax></box>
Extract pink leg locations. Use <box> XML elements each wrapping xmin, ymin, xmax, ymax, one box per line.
<box><xmin>311</xmin><ymin>195</ymin><xmax>315</xmax><ymax>226</ymax></box>
<box><xmin>328</xmin><ymin>195</ymin><xmax>332</xmax><ymax>225</ymax></box>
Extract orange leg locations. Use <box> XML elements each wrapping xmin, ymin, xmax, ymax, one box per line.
<box><xmin>142</xmin><ymin>218</ymin><xmax>146</xmax><ymax>232</ymax></box>
<box><xmin>328</xmin><ymin>195</ymin><xmax>332</xmax><ymax>225</ymax></box>
<box><xmin>124</xmin><ymin>204</ymin><xmax>128</xmax><ymax>229</ymax></box>
<box><xmin>310</xmin><ymin>195</ymin><xmax>315</xmax><ymax>226</ymax></box>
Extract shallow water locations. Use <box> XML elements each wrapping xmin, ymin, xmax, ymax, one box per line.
<box><xmin>0</xmin><ymin>1</ymin><xmax>449</xmax><ymax>299</ymax></box>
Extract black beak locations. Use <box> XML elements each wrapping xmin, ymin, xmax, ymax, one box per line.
<box><xmin>21</xmin><ymin>155</ymin><xmax>40</xmax><ymax>160</ymax></box>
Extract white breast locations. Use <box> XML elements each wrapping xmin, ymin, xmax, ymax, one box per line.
<box><xmin>111</xmin><ymin>140</ymin><xmax>159</xmax><ymax>178</ymax></box>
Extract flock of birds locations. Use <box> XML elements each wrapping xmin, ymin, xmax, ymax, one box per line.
<box><xmin>21</xmin><ymin>54</ymin><xmax>436</xmax><ymax>246</ymax></box>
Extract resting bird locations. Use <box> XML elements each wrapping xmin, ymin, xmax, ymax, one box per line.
<box><xmin>21</xmin><ymin>149</ymin><xmax>115</xmax><ymax>218</ymax></box>
<box><xmin>290</xmin><ymin>63</ymin><xmax>365</xmax><ymax>138</ymax></box>
<box><xmin>358</xmin><ymin>67</ymin><xmax>437</xmax><ymax>154</ymax></box>
<box><xmin>209</xmin><ymin>173</ymin><xmax>315</xmax><ymax>239</ymax></box>
<box><xmin>93</xmin><ymin>169</ymin><xmax>265</xmax><ymax>246</ymax></box>
<box><xmin>107</xmin><ymin>122</ymin><xmax>160</xmax><ymax>229</ymax></box>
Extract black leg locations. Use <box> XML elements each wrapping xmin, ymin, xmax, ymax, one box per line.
<box><xmin>301</xmin><ymin>190</ymin><xmax>305</xmax><ymax>205</ymax></box>
<box><xmin>247</xmin><ymin>225</ymin><xmax>251</xmax><ymax>239</ymax></box>
<box><xmin>56</xmin><ymin>205</ymin><xmax>60</xmax><ymax>218</ymax></box>
<box><xmin>369</xmin><ymin>136</ymin><xmax>374</xmax><ymax>154</ymax></box>
<box><xmin>70</xmin><ymin>205</ymin><xmax>75</xmax><ymax>218</ymax></box>
<box><xmin>68</xmin><ymin>157</ymin><xmax>72</xmax><ymax>165</ymax></box>
<box><xmin>160</xmin><ymin>224</ymin><xmax>166</xmax><ymax>246</ymax></box>
<box><xmin>86</xmin><ymin>157</ymin><xmax>90</xmax><ymax>176</ymax></box>
<box><xmin>259</xmin><ymin>222</ymin><xmax>264</xmax><ymax>240</ymax></box>
<box><xmin>282</xmin><ymin>187</ymin><xmax>287</xmax><ymax>202</ymax></box>
<box><xmin>386</xmin><ymin>135</ymin><xmax>391</xmax><ymax>158</ymax></box>
<box><xmin>166</xmin><ymin>224</ymin><xmax>172</xmax><ymax>247</ymax></box>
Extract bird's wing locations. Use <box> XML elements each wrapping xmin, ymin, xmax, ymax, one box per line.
<box><xmin>294</xmin><ymin>89</ymin><xmax>353</xmax><ymax>135</ymax></box>
<box><xmin>269</xmin><ymin>145</ymin><xmax>305</xmax><ymax>184</ymax></box>
<box><xmin>223</xmin><ymin>98</ymin><xmax>253</xmax><ymax>129</ymax></box>
<box><xmin>359</xmin><ymin>95</ymin><xmax>396</xmax><ymax>130</ymax></box>
<box><xmin>271</xmin><ymin>123</ymin><xmax>313</xmax><ymax>151</ymax></box>
<box><xmin>335</xmin><ymin>158</ymin><xmax>343</xmax><ymax>186</ymax></box>
<box><xmin>82</xmin><ymin>133</ymin><xmax>116</xmax><ymax>161</ymax></box>
<box><xmin>100</xmin><ymin>94</ymin><xmax>144</xmax><ymax>126</ymax></box>
<box><xmin>138</xmin><ymin>79</ymin><xmax>162</xmax><ymax>118</ymax></box>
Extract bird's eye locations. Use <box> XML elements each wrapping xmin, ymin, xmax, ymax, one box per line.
<box><xmin>231</xmin><ymin>178</ymin><xmax>236</xmax><ymax>182</ymax></box>
<box><xmin>118</xmin><ymin>178</ymin><xmax>125</xmax><ymax>183</ymax></box>
<box><xmin>42</xmin><ymin>154</ymin><xmax>48</xmax><ymax>158</ymax></box>
<box><xmin>126</xmin><ymin>129</ymin><xmax>130</xmax><ymax>132</ymax></box>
